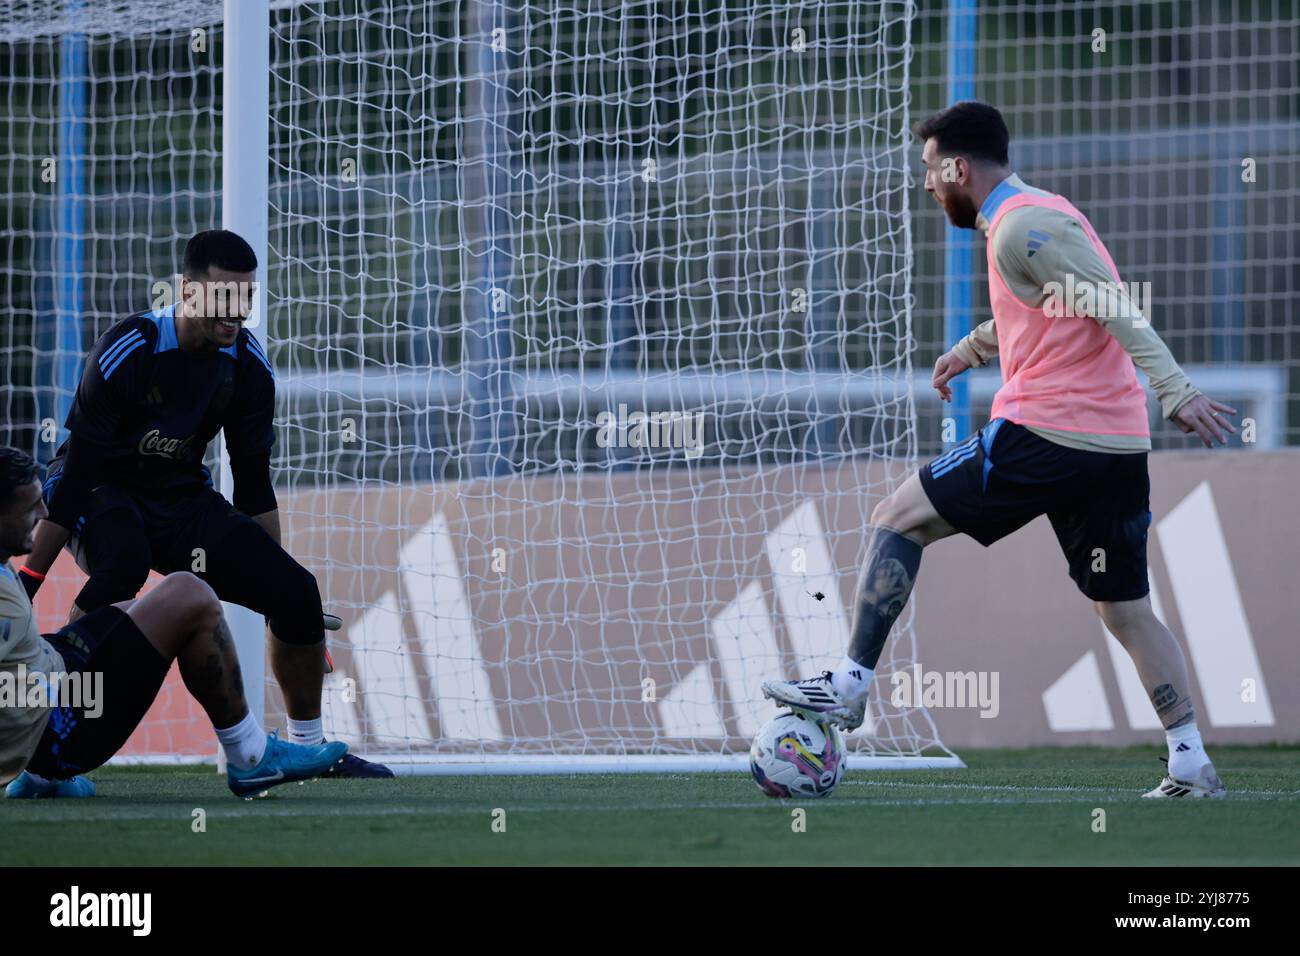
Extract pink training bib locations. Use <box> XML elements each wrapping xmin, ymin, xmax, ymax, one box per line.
<box><xmin>985</xmin><ymin>192</ymin><xmax>1150</xmax><ymax>438</ymax></box>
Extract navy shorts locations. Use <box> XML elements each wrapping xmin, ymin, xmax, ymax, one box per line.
<box><xmin>27</xmin><ymin>606</ymin><xmax>170</xmax><ymax>779</ymax></box>
<box><xmin>43</xmin><ymin>466</ymin><xmax>322</xmax><ymax>644</ymax></box>
<box><xmin>918</xmin><ymin>418</ymin><xmax>1152</xmax><ymax>602</ymax></box>
<box><xmin>42</xmin><ymin>466</ymin><xmax>257</xmax><ymax>580</ymax></box>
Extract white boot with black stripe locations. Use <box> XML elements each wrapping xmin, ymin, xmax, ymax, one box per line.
<box><xmin>1142</xmin><ymin>759</ymin><xmax>1227</xmax><ymax>799</ymax></box>
<box><xmin>761</xmin><ymin>672</ymin><xmax>867</xmax><ymax>732</ymax></box>
<box><xmin>1143</xmin><ymin>723</ymin><xmax>1226</xmax><ymax>798</ymax></box>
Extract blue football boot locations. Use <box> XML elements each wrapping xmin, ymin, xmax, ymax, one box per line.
<box><xmin>227</xmin><ymin>732</ymin><xmax>348</xmax><ymax>799</ymax></box>
<box><xmin>5</xmin><ymin>771</ymin><xmax>96</xmax><ymax>798</ymax></box>
<box><xmin>319</xmin><ymin>750</ymin><xmax>395</xmax><ymax>778</ymax></box>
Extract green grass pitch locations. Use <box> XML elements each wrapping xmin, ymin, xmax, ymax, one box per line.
<box><xmin>3</xmin><ymin>746</ymin><xmax>1296</xmax><ymax>866</ymax></box>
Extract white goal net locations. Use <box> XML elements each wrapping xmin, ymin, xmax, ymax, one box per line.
<box><xmin>2</xmin><ymin>0</ymin><xmax>959</xmax><ymax>771</ymax></box>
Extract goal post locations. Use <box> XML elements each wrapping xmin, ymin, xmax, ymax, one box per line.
<box><xmin>219</xmin><ymin>0</ymin><xmax>271</xmax><ymax>746</ymax></box>
<box><xmin>2</xmin><ymin>0</ymin><xmax>961</xmax><ymax>772</ymax></box>
<box><xmin>263</xmin><ymin>0</ymin><xmax>958</xmax><ymax>772</ymax></box>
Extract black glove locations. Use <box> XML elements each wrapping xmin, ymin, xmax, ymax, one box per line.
<box><xmin>17</xmin><ymin>567</ymin><xmax>43</xmax><ymax>601</ymax></box>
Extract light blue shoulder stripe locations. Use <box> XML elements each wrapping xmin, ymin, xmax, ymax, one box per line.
<box><xmin>243</xmin><ymin>334</ymin><xmax>274</xmax><ymax>376</ymax></box>
<box><xmin>102</xmin><ymin>338</ymin><xmax>146</xmax><ymax>380</ymax></box>
<box><xmin>144</xmin><ymin>302</ymin><xmax>237</xmax><ymax>357</ymax></box>
<box><xmin>146</xmin><ymin>302</ymin><xmax>180</xmax><ymax>352</ymax></box>
<box><xmin>98</xmin><ymin>329</ymin><xmax>144</xmax><ymax>370</ymax></box>
<box><xmin>979</xmin><ymin>176</ymin><xmax>1023</xmax><ymax>226</ymax></box>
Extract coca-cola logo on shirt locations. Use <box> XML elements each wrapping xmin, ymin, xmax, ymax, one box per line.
<box><xmin>137</xmin><ymin>429</ymin><xmax>196</xmax><ymax>460</ymax></box>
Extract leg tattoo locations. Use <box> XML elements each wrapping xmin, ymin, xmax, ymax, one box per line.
<box><xmin>847</xmin><ymin>526</ymin><xmax>923</xmax><ymax>669</ymax></box>
<box><xmin>1151</xmin><ymin>682</ymin><xmax>1195</xmax><ymax>729</ymax></box>
<box><xmin>181</xmin><ymin>617</ymin><xmax>247</xmax><ymax>728</ymax></box>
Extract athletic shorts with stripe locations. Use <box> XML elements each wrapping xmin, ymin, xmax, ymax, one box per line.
<box><xmin>26</xmin><ymin>606</ymin><xmax>170</xmax><ymax>780</ymax></box>
<box><xmin>917</xmin><ymin>418</ymin><xmax>1152</xmax><ymax>602</ymax></box>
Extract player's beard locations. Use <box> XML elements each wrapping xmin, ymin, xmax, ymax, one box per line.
<box><xmin>940</xmin><ymin>190</ymin><xmax>979</xmax><ymax>229</ymax></box>
<box><xmin>212</xmin><ymin>316</ymin><xmax>242</xmax><ymax>344</ymax></box>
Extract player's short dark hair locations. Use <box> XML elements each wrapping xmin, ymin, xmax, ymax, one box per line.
<box><xmin>912</xmin><ymin>101</ymin><xmax>1010</xmax><ymax>166</ymax></box>
<box><xmin>0</xmin><ymin>447</ymin><xmax>39</xmax><ymax>503</ymax></box>
<box><xmin>183</xmin><ymin>229</ymin><xmax>258</xmax><ymax>277</ymax></box>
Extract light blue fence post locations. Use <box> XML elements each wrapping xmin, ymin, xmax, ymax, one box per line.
<box><xmin>943</xmin><ymin>0</ymin><xmax>978</xmax><ymax>442</ymax></box>
<box><xmin>1211</xmin><ymin>163</ymin><xmax>1246</xmax><ymax>364</ymax></box>
<box><xmin>37</xmin><ymin>16</ymin><xmax>88</xmax><ymax>461</ymax></box>
<box><xmin>465</xmin><ymin>1</ymin><xmax>518</xmax><ymax>479</ymax></box>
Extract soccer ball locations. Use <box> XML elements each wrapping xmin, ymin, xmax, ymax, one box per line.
<box><xmin>749</xmin><ymin>710</ymin><xmax>846</xmax><ymax>799</ymax></box>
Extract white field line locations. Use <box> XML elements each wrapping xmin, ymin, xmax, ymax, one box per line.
<box><xmin>841</xmin><ymin>779</ymin><xmax>1299</xmax><ymax>797</ymax></box>
<box><xmin>0</xmin><ymin>800</ymin><xmax>1122</xmax><ymax>822</ymax></box>
<box><xmin>6</xmin><ymin>790</ymin><xmax>1296</xmax><ymax>824</ymax></box>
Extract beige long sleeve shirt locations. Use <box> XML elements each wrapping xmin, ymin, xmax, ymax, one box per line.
<box><xmin>951</xmin><ymin>175</ymin><xmax>1201</xmax><ymax>453</ymax></box>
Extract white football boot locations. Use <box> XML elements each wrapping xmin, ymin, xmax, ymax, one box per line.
<box><xmin>761</xmin><ymin>672</ymin><xmax>867</xmax><ymax>732</ymax></box>
<box><xmin>1142</xmin><ymin>760</ymin><xmax>1227</xmax><ymax>799</ymax></box>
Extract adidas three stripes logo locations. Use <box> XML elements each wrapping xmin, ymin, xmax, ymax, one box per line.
<box><xmin>99</xmin><ymin>330</ymin><xmax>146</xmax><ymax>380</ymax></box>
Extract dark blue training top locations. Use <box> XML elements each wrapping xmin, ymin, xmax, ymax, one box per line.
<box><xmin>48</xmin><ymin>304</ymin><xmax>275</xmax><ymax>517</ymax></box>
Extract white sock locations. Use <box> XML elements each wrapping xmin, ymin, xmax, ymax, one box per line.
<box><xmin>215</xmin><ymin>712</ymin><xmax>267</xmax><ymax>770</ymax></box>
<box><xmin>25</xmin><ymin>771</ymin><xmax>56</xmax><ymax>786</ymax></box>
<box><xmin>287</xmin><ymin>716</ymin><xmax>325</xmax><ymax>747</ymax></box>
<box><xmin>831</xmin><ymin>656</ymin><xmax>874</xmax><ymax>702</ymax></box>
<box><xmin>1166</xmin><ymin>721</ymin><xmax>1208</xmax><ymax>780</ymax></box>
